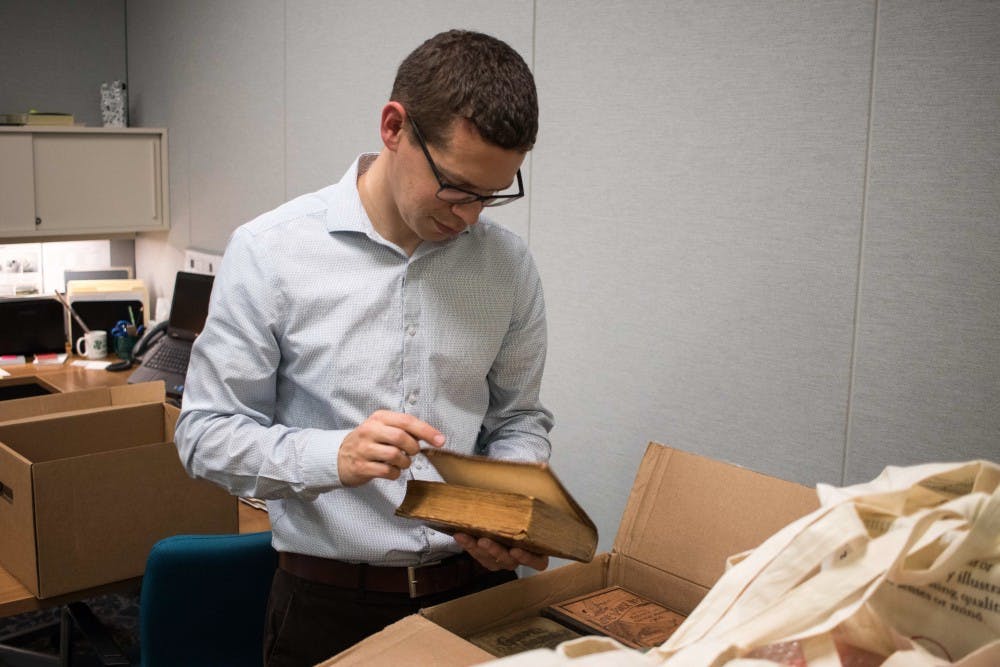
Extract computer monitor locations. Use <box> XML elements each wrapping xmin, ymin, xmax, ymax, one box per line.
<box><xmin>167</xmin><ymin>271</ymin><xmax>214</xmax><ymax>340</ymax></box>
<box><xmin>66</xmin><ymin>279</ymin><xmax>149</xmax><ymax>342</ymax></box>
<box><xmin>0</xmin><ymin>296</ymin><xmax>67</xmax><ymax>355</ymax></box>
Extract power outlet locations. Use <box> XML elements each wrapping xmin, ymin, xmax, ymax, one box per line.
<box><xmin>184</xmin><ymin>249</ymin><xmax>224</xmax><ymax>275</ymax></box>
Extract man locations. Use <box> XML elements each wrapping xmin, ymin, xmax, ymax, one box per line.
<box><xmin>174</xmin><ymin>29</ymin><xmax>553</xmax><ymax>666</ymax></box>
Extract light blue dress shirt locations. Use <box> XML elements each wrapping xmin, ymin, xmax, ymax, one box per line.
<box><xmin>174</xmin><ymin>154</ymin><xmax>553</xmax><ymax>565</ymax></box>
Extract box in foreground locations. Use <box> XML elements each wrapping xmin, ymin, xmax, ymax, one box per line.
<box><xmin>322</xmin><ymin>442</ymin><xmax>819</xmax><ymax>665</ymax></box>
<box><xmin>0</xmin><ymin>383</ymin><xmax>237</xmax><ymax>598</ymax></box>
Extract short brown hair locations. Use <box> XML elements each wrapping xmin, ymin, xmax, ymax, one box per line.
<box><xmin>390</xmin><ymin>30</ymin><xmax>538</xmax><ymax>152</ymax></box>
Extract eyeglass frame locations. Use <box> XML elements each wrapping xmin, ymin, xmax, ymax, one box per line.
<box><xmin>407</xmin><ymin>118</ymin><xmax>525</xmax><ymax>208</ymax></box>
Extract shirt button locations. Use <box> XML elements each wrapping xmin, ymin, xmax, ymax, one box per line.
<box><xmin>407</xmin><ymin>391</ymin><xmax>418</xmax><ymax>405</ymax></box>
<box><xmin>407</xmin><ymin>324</ymin><xmax>417</xmax><ymax>336</ymax></box>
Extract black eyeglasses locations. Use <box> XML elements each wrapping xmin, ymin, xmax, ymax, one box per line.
<box><xmin>408</xmin><ymin>118</ymin><xmax>524</xmax><ymax>208</ymax></box>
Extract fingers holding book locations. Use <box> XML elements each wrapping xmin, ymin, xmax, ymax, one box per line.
<box><xmin>338</xmin><ymin>410</ymin><xmax>445</xmax><ymax>487</ymax></box>
<box><xmin>454</xmin><ymin>533</ymin><xmax>550</xmax><ymax>572</ymax></box>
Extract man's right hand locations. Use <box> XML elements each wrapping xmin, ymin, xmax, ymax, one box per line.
<box><xmin>338</xmin><ymin>410</ymin><xmax>445</xmax><ymax>487</ymax></box>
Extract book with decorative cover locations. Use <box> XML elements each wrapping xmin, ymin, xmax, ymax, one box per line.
<box><xmin>395</xmin><ymin>449</ymin><xmax>598</xmax><ymax>562</ymax></box>
<box><xmin>467</xmin><ymin>616</ymin><xmax>582</xmax><ymax>657</ymax></box>
<box><xmin>542</xmin><ymin>586</ymin><xmax>686</xmax><ymax>650</ymax></box>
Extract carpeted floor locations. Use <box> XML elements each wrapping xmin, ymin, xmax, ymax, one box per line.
<box><xmin>0</xmin><ymin>592</ymin><xmax>141</xmax><ymax>665</ymax></box>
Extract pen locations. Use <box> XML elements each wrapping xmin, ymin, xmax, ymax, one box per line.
<box><xmin>53</xmin><ymin>291</ymin><xmax>91</xmax><ymax>333</ymax></box>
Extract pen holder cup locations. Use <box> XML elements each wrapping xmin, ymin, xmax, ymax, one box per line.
<box><xmin>114</xmin><ymin>335</ymin><xmax>137</xmax><ymax>360</ymax></box>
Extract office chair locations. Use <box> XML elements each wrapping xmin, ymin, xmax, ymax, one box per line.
<box><xmin>139</xmin><ymin>531</ymin><xmax>277</xmax><ymax>667</ymax></box>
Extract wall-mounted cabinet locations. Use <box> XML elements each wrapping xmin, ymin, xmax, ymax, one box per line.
<box><xmin>0</xmin><ymin>127</ymin><xmax>169</xmax><ymax>240</ymax></box>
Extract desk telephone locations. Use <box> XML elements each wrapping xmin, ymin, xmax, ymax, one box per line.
<box><xmin>106</xmin><ymin>320</ymin><xmax>167</xmax><ymax>372</ymax></box>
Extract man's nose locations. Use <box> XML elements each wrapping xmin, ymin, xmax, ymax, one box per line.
<box><xmin>451</xmin><ymin>200</ymin><xmax>484</xmax><ymax>227</ymax></box>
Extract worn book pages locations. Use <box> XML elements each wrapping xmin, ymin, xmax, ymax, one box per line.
<box><xmin>467</xmin><ymin>616</ymin><xmax>582</xmax><ymax>657</ymax></box>
<box><xmin>542</xmin><ymin>586</ymin><xmax>686</xmax><ymax>650</ymax></box>
<box><xmin>1</xmin><ymin>112</ymin><xmax>75</xmax><ymax>126</ymax></box>
<box><xmin>395</xmin><ymin>449</ymin><xmax>598</xmax><ymax>562</ymax></box>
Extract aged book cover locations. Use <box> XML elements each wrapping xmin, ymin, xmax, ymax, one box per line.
<box><xmin>394</xmin><ymin>449</ymin><xmax>598</xmax><ymax>562</ymax></box>
<box><xmin>542</xmin><ymin>585</ymin><xmax>686</xmax><ymax>649</ymax></box>
<box><xmin>467</xmin><ymin>616</ymin><xmax>582</xmax><ymax>657</ymax></box>
<box><xmin>1</xmin><ymin>112</ymin><xmax>75</xmax><ymax>126</ymax></box>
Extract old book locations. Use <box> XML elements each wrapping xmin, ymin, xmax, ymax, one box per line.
<box><xmin>542</xmin><ymin>586</ymin><xmax>686</xmax><ymax>650</ymax></box>
<box><xmin>395</xmin><ymin>449</ymin><xmax>598</xmax><ymax>562</ymax></box>
<box><xmin>2</xmin><ymin>112</ymin><xmax>75</xmax><ymax>126</ymax></box>
<box><xmin>467</xmin><ymin>616</ymin><xmax>582</xmax><ymax>657</ymax></box>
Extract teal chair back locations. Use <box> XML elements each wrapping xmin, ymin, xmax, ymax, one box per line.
<box><xmin>140</xmin><ymin>531</ymin><xmax>277</xmax><ymax>667</ymax></box>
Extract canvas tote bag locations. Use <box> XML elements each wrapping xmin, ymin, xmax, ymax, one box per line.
<box><xmin>486</xmin><ymin>459</ymin><xmax>1000</xmax><ymax>667</ymax></box>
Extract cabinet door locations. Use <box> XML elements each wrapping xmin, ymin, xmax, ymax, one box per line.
<box><xmin>0</xmin><ymin>134</ymin><xmax>37</xmax><ymax>234</ymax></box>
<box><xmin>33</xmin><ymin>134</ymin><xmax>165</xmax><ymax>234</ymax></box>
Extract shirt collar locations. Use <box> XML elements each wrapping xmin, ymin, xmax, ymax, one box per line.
<box><xmin>323</xmin><ymin>153</ymin><xmax>473</xmax><ymax>256</ymax></box>
<box><xmin>323</xmin><ymin>153</ymin><xmax>378</xmax><ymax>236</ymax></box>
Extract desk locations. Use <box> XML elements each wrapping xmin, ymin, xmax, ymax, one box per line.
<box><xmin>0</xmin><ymin>359</ymin><xmax>271</xmax><ymax>619</ymax></box>
<box><xmin>0</xmin><ymin>356</ymin><xmax>132</xmax><ymax>393</ymax></box>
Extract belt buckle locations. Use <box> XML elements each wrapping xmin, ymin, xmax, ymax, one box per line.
<box><xmin>406</xmin><ymin>560</ymin><xmax>441</xmax><ymax>598</ymax></box>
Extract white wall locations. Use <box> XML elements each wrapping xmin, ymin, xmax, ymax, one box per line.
<box><xmin>846</xmin><ymin>1</ymin><xmax>1000</xmax><ymax>482</ymax></box>
<box><xmin>125</xmin><ymin>1</ymin><xmax>1000</xmax><ymax>553</ymax></box>
<box><xmin>0</xmin><ymin>0</ymin><xmax>126</xmax><ymax>127</ymax></box>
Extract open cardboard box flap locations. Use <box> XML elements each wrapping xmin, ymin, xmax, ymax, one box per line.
<box><xmin>317</xmin><ymin>615</ymin><xmax>493</xmax><ymax>667</ymax></box>
<box><xmin>610</xmin><ymin>443</ymin><xmax>819</xmax><ymax>590</ymax></box>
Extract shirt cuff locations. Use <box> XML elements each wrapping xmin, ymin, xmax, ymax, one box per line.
<box><xmin>298</xmin><ymin>428</ymin><xmax>351</xmax><ymax>491</ymax></box>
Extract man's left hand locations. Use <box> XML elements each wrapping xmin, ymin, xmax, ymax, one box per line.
<box><xmin>453</xmin><ymin>533</ymin><xmax>549</xmax><ymax>572</ymax></box>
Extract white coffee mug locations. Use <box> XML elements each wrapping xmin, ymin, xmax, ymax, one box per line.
<box><xmin>75</xmin><ymin>330</ymin><xmax>108</xmax><ymax>359</ymax></box>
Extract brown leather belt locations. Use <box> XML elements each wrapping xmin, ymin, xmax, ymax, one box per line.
<box><xmin>278</xmin><ymin>551</ymin><xmax>489</xmax><ymax>598</ymax></box>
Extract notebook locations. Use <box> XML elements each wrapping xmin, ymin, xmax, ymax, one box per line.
<box><xmin>128</xmin><ymin>271</ymin><xmax>214</xmax><ymax>397</ymax></box>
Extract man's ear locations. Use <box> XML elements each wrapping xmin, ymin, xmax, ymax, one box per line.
<box><xmin>380</xmin><ymin>102</ymin><xmax>407</xmax><ymax>151</ymax></box>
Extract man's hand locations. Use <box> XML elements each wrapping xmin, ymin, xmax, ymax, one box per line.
<box><xmin>338</xmin><ymin>410</ymin><xmax>445</xmax><ymax>487</ymax></box>
<box><xmin>453</xmin><ymin>533</ymin><xmax>550</xmax><ymax>572</ymax></box>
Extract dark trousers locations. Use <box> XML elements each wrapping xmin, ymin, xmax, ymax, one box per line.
<box><xmin>263</xmin><ymin>565</ymin><xmax>517</xmax><ymax>667</ymax></box>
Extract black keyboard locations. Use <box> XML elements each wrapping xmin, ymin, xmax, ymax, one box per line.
<box><xmin>144</xmin><ymin>342</ymin><xmax>191</xmax><ymax>374</ymax></box>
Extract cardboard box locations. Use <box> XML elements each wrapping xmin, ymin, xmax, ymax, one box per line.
<box><xmin>0</xmin><ymin>380</ymin><xmax>164</xmax><ymax>422</ymax></box>
<box><xmin>321</xmin><ymin>442</ymin><xmax>819</xmax><ymax>665</ymax></box>
<box><xmin>0</xmin><ymin>383</ymin><xmax>237</xmax><ymax>598</ymax></box>
<box><xmin>322</xmin><ymin>615</ymin><xmax>494</xmax><ymax>666</ymax></box>
<box><xmin>0</xmin><ymin>374</ymin><xmax>61</xmax><ymax>403</ymax></box>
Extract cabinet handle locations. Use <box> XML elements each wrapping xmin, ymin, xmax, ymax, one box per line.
<box><xmin>35</xmin><ymin>217</ymin><xmax>41</xmax><ymax>226</ymax></box>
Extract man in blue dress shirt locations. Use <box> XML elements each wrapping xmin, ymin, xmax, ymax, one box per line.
<box><xmin>175</xmin><ymin>29</ymin><xmax>553</xmax><ymax>666</ymax></box>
